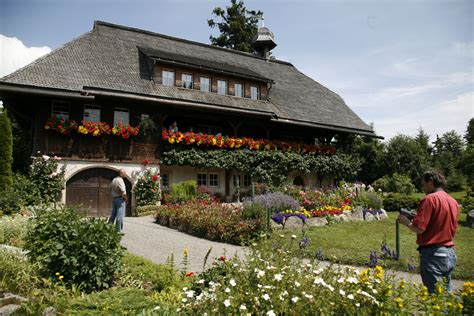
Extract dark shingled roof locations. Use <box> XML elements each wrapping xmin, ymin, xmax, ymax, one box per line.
<box><xmin>0</xmin><ymin>21</ymin><xmax>377</xmax><ymax>137</ymax></box>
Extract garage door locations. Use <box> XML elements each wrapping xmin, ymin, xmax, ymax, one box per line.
<box><xmin>66</xmin><ymin>168</ymin><xmax>132</xmax><ymax>217</ymax></box>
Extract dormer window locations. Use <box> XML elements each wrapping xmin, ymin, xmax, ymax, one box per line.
<box><xmin>251</xmin><ymin>86</ymin><xmax>259</xmax><ymax>100</ymax></box>
<box><xmin>200</xmin><ymin>77</ymin><xmax>210</xmax><ymax>92</ymax></box>
<box><xmin>217</xmin><ymin>80</ymin><xmax>227</xmax><ymax>95</ymax></box>
<box><xmin>84</xmin><ymin>105</ymin><xmax>101</xmax><ymax>122</ymax></box>
<box><xmin>234</xmin><ymin>83</ymin><xmax>243</xmax><ymax>97</ymax></box>
<box><xmin>52</xmin><ymin>101</ymin><xmax>70</xmax><ymax>120</ymax></box>
<box><xmin>181</xmin><ymin>73</ymin><xmax>193</xmax><ymax>89</ymax></box>
<box><xmin>162</xmin><ymin>70</ymin><xmax>175</xmax><ymax>87</ymax></box>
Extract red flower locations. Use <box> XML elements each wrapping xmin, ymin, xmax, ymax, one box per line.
<box><xmin>185</xmin><ymin>272</ymin><xmax>194</xmax><ymax>277</ymax></box>
<box><xmin>142</xmin><ymin>159</ymin><xmax>149</xmax><ymax>166</ymax></box>
<box><xmin>152</xmin><ymin>175</ymin><xmax>159</xmax><ymax>182</ymax></box>
<box><xmin>151</xmin><ymin>189</ymin><xmax>155</xmax><ymax>193</ymax></box>
<box><xmin>218</xmin><ymin>256</ymin><xmax>226</xmax><ymax>262</ymax></box>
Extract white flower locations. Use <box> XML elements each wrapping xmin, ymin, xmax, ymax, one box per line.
<box><xmin>42</xmin><ymin>155</ymin><xmax>50</xmax><ymax>161</ymax></box>
<box><xmin>181</xmin><ymin>298</ymin><xmax>187</xmax><ymax>303</ymax></box>
<box><xmin>295</xmin><ymin>281</ymin><xmax>301</xmax><ymax>287</ymax></box>
<box><xmin>153</xmin><ymin>306</ymin><xmax>160</xmax><ymax>310</ymax></box>
<box><xmin>314</xmin><ymin>277</ymin><xmax>324</xmax><ymax>285</ymax></box>
<box><xmin>267</xmin><ymin>310</ymin><xmax>276</xmax><ymax>316</ymax></box>
<box><xmin>304</xmin><ymin>293</ymin><xmax>314</xmax><ymax>299</ymax></box>
<box><xmin>239</xmin><ymin>304</ymin><xmax>247</xmax><ymax>310</ymax></box>
<box><xmin>182</xmin><ymin>287</ymin><xmax>188</xmax><ymax>291</ymax></box>
<box><xmin>292</xmin><ymin>296</ymin><xmax>300</xmax><ymax>303</ymax></box>
<box><xmin>355</xmin><ymin>303</ymin><xmax>360</xmax><ymax>307</ymax></box>
<box><xmin>313</xmin><ymin>268</ymin><xmax>324</xmax><ymax>274</ymax></box>
<box><xmin>347</xmin><ymin>277</ymin><xmax>358</xmax><ymax>284</ymax></box>
<box><xmin>372</xmin><ymin>289</ymin><xmax>378</xmax><ymax>294</ymax></box>
<box><xmin>347</xmin><ymin>294</ymin><xmax>354</xmax><ymax>300</ymax></box>
<box><xmin>274</xmin><ymin>273</ymin><xmax>283</xmax><ymax>281</ymax></box>
<box><xmin>279</xmin><ymin>234</ymin><xmax>285</xmax><ymax>238</ymax></box>
<box><xmin>262</xmin><ymin>293</ymin><xmax>270</xmax><ymax>301</ymax></box>
<box><xmin>186</xmin><ymin>290</ymin><xmax>195</xmax><ymax>298</ymax></box>
<box><xmin>327</xmin><ymin>285</ymin><xmax>335</xmax><ymax>292</ymax></box>
<box><xmin>339</xmin><ymin>289</ymin><xmax>346</xmax><ymax>296</ymax></box>
<box><xmin>196</xmin><ymin>293</ymin><xmax>203</xmax><ymax>301</ymax></box>
<box><xmin>224</xmin><ymin>299</ymin><xmax>231</xmax><ymax>307</ymax></box>
<box><xmin>257</xmin><ymin>270</ymin><xmax>265</xmax><ymax>278</ymax></box>
<box><xmin>209</xmin><ymin>281</ymin><xmax>215</xmax><ymax>286</ymax></box>
<box><xmin>230</xmin><ymin>279</ymin><xmax>236</xmax><ymax>287</ymax></box>
<box><xmin>225</xmin><ymin>287</ymin><xmax>231</xmax><ymax>293</ymax></box>
<box><xmin>197</xmin><ymin>279</ymin><xmax>205</xmax><ymax>284</ymax></box>
<box><xmin>337</xmin><ymin>277</ymin><xmax>345</xmax><ymax>283</ymax></box>
<box><xmin>291</xmin><ymin>234</ymin><xmax>297</xmax><ymax>239</ymax></box>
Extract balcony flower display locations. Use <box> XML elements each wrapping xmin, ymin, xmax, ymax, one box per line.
<box><xmin>161</xmin><ymin>129</ymin><xmax>336</xmax><ymax>154</ymax></box>
<box><xmin>44</xmin><ymin>115</ymin><xmax>78</xmax><ymax>136</ymax></box>
<box><xmin>112</xmin><ymin>123</ymin><xmax>139</xmax><ymax>139</ymax></box>
<box><xmin>78</xmin><ymin>121</ymin><xmax>112</xmax><ymax>137</ymax></box>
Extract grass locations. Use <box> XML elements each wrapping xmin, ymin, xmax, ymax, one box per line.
<box><xmin>279</xmin><ymin>212</ymin><xmax>474</xmax><ymax>280</ymax></box>
<box><xmin>411</xmin><ymin>190</ymin><xmax>466</xmax><ymax>202</ymax></box>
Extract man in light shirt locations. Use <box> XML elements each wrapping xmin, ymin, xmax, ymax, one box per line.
<box><xmin>108</xmin><ymin>169</ymin><xmax>127</xmax><ymax>232</ymax></box>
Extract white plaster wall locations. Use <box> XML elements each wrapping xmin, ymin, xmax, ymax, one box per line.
<box><xmin>160</xmin><ymin>165</ymin><xmax>226</xmax><ymax>196</ymax></box>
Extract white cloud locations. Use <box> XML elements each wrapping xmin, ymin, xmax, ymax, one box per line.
<box><xmin>0</xmin><ymin>35</ymin><xmax>51</xmax><ymax>77</ymax></box>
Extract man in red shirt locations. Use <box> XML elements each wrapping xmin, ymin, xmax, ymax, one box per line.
<box><xmin>398</xmin><ymin>171</ymin><xmax>459</xmax><ymax>293</ymax></box>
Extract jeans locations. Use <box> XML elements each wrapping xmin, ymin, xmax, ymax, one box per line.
<box><xmin>419</xmin><ymin>246</ymin><xmax>456</xmax><ymax>293</ymax></box>
<box><xmin>108</xmin><ymin>197</ymin><xmax>125</xmax><ymax>233</ymax></box>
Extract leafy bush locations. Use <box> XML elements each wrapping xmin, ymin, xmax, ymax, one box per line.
<box><xmin>241</xmin><ymin>202</ymin><xmax>266</xmax><ymax>221</ymax></box>
<box><xmin>12</xmin><ymin>172</ymin><xmax>42</xmax><ymax>206</ymax></box>
<box><xmin>133</xmin><ymin>168</ymin><xmax>161</xmax><ymax>206</ymax></box>
<box><xmin>373</xmin><ymin>173</ymin><xmax>415</xmax><ymax>195</ymax></box>
<box><xmin>167</xmin><ymin>180</ymin><xmax>198</xmax><ymax>204</ymax></box>
<box><xmin>364</xmin><ymin>191</ymin><xmax>383</xmax><ymax>210</ymax></box>
<box><xmin>0</xmin><ymin>189</ymin><xmax>21</xmax><ymax>215</ymax></box>
<box><xmin>383</xmin><ymin>193</ymin><xmax>420</xmax><ymax>212</ymax></box>
<box><xmin>251</xmin><ymin>192</ymin><xmax>300</xmax><ymax>213</ymax></box>
<box><xmin>154</xmin><ymin>201</ymin><xmax>263</xmax><ymax>244</ymax></box>
<box><xmin>29</xmin><ymin>155</ymin><xmax>66</xmax><ymax>204</ymax></box>
<box><xmin>446</xmin><ymin>171</ymin><xmax>466</xmax><ymax>192</ymax></box>
<box><xmin>25</xmin><ymin>207</ymin><xmax>124</xmax><ymax>292</ymax></box>
<box><xmin>0</xmin><ymin>215</ymin><xmax>30</xmax><ymax>248</ymax></box>
<box><xmin>461</xmin><ymin>196</ymin><xmax>474</xmax><ymax>213</ymax></box>
<box><xmin>0</xmin><ymin>109</ymin><xmax>13</xmax><ymax>191</ymax></box>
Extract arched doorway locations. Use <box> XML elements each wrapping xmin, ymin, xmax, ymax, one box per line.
<box><xmin>66</xmin><ymin>168</ymin><xmax>132</xmax><ymax>217</ymax></box>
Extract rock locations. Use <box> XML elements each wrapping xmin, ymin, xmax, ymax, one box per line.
<box><xmin>339</xmin><ymin>214</ymin><xmax>351</xmax><ymax>221</ymax></box>
<box><xmin>364</xmin><ymin>213</ymin><xmax>375</xmax><ymax>221</ymax></box>
<box><xmin>284</xmin><ymin>216</ymin><xmax>305</xmax><ymax>229</ymax></box>
<box><xmin>466</xmin><ymin>210</ymin><xmax>474</xmax><ymax>229</ymax></box>
<box><xmin>307</xmin><ymin>217</ymin><xmax>328</xmax><ymax>227</ymax></box>
<box><xmin>0</xmin><ymin>293</ymin><xmax>28</xmax><ymax>306</ymax></box>
<box><xmin>0</xmin><ymin>304</ymin><xmax>22</xmax><ymax>315</ymax></box>
<box><xmin>379</xmin><ymin>209</ymin><xmax>388</xmax><ymax>220</ymax></box>
<box><xmin>352</xmin><ymin>206</ymin><xmax>364</xmax><ymax>220</ymax></box>
<box><xmin>271</xmin><ymin>221</ymin><xmax>283</xmax><ymax>230</ymax></box>
<box><xmin>42</xmin><ymin>306</ymin><xmax>57</xmax><ymax>316</ymax></box>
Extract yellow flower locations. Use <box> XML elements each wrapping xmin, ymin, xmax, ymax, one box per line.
<box><xmin>78</xmin><ymin>126</ymin><xmax>88</xmax><ymax>134</ymax></box>
<box><xmin>59</xmin><ymin>275</ymin><xmax>64</xmax><ymax>280</ymax></box>
<box><xmin>457</xmin><ymin>303</ymin><xmax>463</xmax><ymax>309</ymax></box>
<box><xmin>55</xmin><ymin>272</ymin><xmax>60</xmax><ymax>276</ymax></box>
<box><xmin>93</xmin><ymin>129</ymin><xmax>100</xmax><ymax>136</ymax></box>
<box><xmin>184</xmin><ymin>248</ymin><xmax>188</xmax><ymax>257</ymax></box>
<box><xmin>169</xmin><ymin>137</ymin><xmax>175</xmax><ymax>144</ymax></box>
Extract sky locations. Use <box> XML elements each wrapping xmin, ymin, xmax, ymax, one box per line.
<box><xmin>0</xmin><ymin>0</ymin><xmax>472</xmax><ymax>141</ymax></box>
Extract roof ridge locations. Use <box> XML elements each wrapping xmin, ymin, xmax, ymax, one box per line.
<box><xmin>1</xmin><ymin>30</ymin><xmax>94</xmax><ymax>82</ymax></box>
<box><xmin>93</xmin><ymin>20</ymin><xmax>293</xmax><ymax>66</ymax></box>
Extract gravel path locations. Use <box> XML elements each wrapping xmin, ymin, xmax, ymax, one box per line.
<box><xmin>121</xmin><ymin>216</ymin><xmax>465</xmax><ymax>291</ymax></box>
<box><xmin>121</xmin><ymin>216</ymin><xmax>246</xmax><ymax>273</ymax></box>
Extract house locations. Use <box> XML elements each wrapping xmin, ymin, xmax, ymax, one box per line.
<box><xmin>0</xmin><ymin>21</ymin><xmax>378</xmax><ymax>216</ymax></box>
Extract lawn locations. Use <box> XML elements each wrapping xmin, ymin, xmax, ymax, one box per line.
<box><xmin>279</xmin><ymin>212</ymin><xmax>474</xmax><ymax>280</ymax></box>
<box><xmin>412</xmin><ymin>190</ymin><xmax>466</xmax><ymax>202</ymax></box>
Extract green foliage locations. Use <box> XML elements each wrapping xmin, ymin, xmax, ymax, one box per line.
<box><xmin>29</xmin><ymin>155</ymin><xmax>66</xmax><ymax>204</ymax></box>
<box><xmin>134</xmin><ymin>205</ymin><xmax>158</xmax><ymax>217</ymax></box>
<box><xmin>241</xmin><ymin>201</ymin><xmax>266</xmax><ymax>220</ymax></box>
<box><xmin>13</xmin><ymin>172</ymin><xmax>42</xmax><ymax>205</ymax></box>
<box><xmin>0</xmin><ymin>109</ymin><xmax>13</xmax><ymax>191</ymax></box>
<box><xmin>9</xmin><ymin>111</ymin><xmax>31</xmax><ymax>173</ymax></box>
<box><xmin>465</xmin><ymin>118</ymin><xmax>474</xmax><ymax>145</ymax></box>
<box><xmin>168</xmin><ymin>180</ymin><xmax>198</xmax><ymax>204</ymax></box>
<box><xmin>0</xmin><ymin>215</ymin><xmax>30</xmax><ymax>248</ymax></box>
<box><xmin>0</xmin><ymin>248</ymin><xmax>43</xmax><ymax>296</ymax></box>
<box><xmin>161</xmin><ymin>148</ymin><xmax>361</xmax><ymax>186</ymax></box>
<box><xmin>460</xmin><ymin>144</ymin><xmax>474</xmax><ymax>191</ymax></box>
<box><xmin>133</xmin><ymin>168</ymin><xmax>161</xmax><ymax>206</ymax></box>
<box><xmin>364</xmin><ymin>191</ymin><xmax>384</xmax><ymax>210</ymax></box>
<box><xmin>208</xmin><ymin>0</ymin><xmax>263</xmax><ymax>52</ymax></box>
<box><xmin>446</xmin><ymin>171</ymin><xmax>466</xmax><ymax>192</ymax></box>
<box><xmin>383</xmin><ymin>193</ymin><xmax>420</xmax><ymax>212</ymax></box>
<box><xmin>373</xmin><ymin>173</ymin><xmax>416</xmax><ymax>194</ymax></box>
<box><xmin>352</xmin><ymin>136</ymin><xmax>385</xmax><ymax>184</ymax></box>
<box><xmin>25</xmin><ymin>207</ymin><xmax>124</xmax><ymax>292</ymax></box>
<box><xmin>0</xmin><ymin>188</ymin><xmax>21</xmax><ymax>215</ymax></box>
<box><xmin>432</xmin><ymin>131</ymin><xmax>465</xmax><ymax>180</ymax></box>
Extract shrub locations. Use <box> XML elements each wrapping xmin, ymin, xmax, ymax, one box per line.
<box><xmin>0</xmin><ymin>248</ymin><xmax>43</xmax><ymax>296</ymax></box>
<box><xmin>461</xmin><ymin>196</ymin><xmax>474</xmax><ymax>213</ymax></box>
<box><xmin>133</xmin><ymin>168</ymin><xmax>161</xmax><ymax>206</ymax></box>
<box><xmin>383</xmin><ymin>193</ymin><xmax>420</xmax><ymax>212</ymax></box>
<box><xmin>359</xmin><ymin>191</ymin><xmax>383</xmax><ymax>210</ymax></box>
<box><xmin>252</xmin><ymin>192</ymin><xmax>300</xmax><ymax>213</ymax></box>
<box><xmin>0</xmin><ymin>189</ymin><xmax>21</xmax><ymax>215</ymax></box>
<box><xmin>446</xmin><ymin>171</ymin><xmax>466</xmax><ymax>192</ymax></box>
<box><xmin>0</xmin><ymin>109</ymin><xmax>13</xmax><ymax>192</ymax></box>
<box><xmin>167</xmin><ymin>180</ymin><xmax>198</xmax><ymax>204</ymax></box>
<box><xmin>373</xmin><ymin>173</ymin><xmax>415</xmax><ymax>195</ymax></box>
<box><xmin>0</xmin><ymin>215</ymin><xmax>30</xmax><ymax>248</ymax></box>
<box><xmin>241</xmin><ymin>202</ymin><xmax>266</xmax><ymax>221</ymax></box>
<box><xmin>29</xmin><ymin>154</ymin><xmax>66</xmax><ymax>204</ymax></box>
<box><xmin>12</xmin><ymin>172</ymin><xmax>42</xmax><ymax>206</ymax></box>
<box><xmin>25</xmin><ymin>207</ymin><xmax>124</xmax><ymax>292</ymax></box>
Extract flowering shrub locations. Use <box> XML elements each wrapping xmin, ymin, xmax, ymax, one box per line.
<box><xmin>251</xmin><ymin>192</ymin><xmax>300</xmax><ymax>213</ymax></box>
<box><xmin>162</xmin><ymin>129</ymin><xmax>336</xmax><ymax>154</ymax></box>
<box><xmin>44</xmin><ymin>115</ymin><xmax>78</xmax><ymax>135</ymax></box>
<box><xmin>30</xmin><ymin>154</ymin><xmax>65</xmax><ymax>204</ymax></box>
<box><xmin>461</xmin><ymin>281</ymin><xmax>474</xmax><ymax>314</ymax></box>
<box><xmin>153</xmin><ymin>201</ymin><xmax>263</xmax><ymax>244</ymax></box>
<box><xmin>178</xmin><ymin>237</ymin><xmax>463</xmax><ymax>315</ymax></box>
<box><xmin>112</xmin><ymin>123</ymin><xmax>139</xmax><ymax>139</ymax></box>
<box><xmin>133</xmin><ymin>168</ymin><xmax>161</xmax><ymax>207</ymax></box>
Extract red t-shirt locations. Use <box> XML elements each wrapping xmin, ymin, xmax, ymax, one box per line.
<box><xmin>411</xmin><ymin>190</ymin><xmax>459</xmax><ymax>247</ymax></box>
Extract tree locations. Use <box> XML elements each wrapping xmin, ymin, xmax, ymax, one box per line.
<box><xmin>465</xmin><ymin>118</ymin><xmax>474</xmax><ymax>145</ymax></box>
<box><xmin>0</xmin><ymin>108</ymin><xmax>13</xmax><ymax>191</ymax></box>
<box><xmin>208</xmin><ymin>0</ymin><xmax>263</xmax><ymax>52</ymax></box>
<box><xmin>432</xmin><ymin>130</ymin><xmax>465</xmax><ymax>177</ymax></box>
<box><xmin>415</xmin><ymin>127</ymin><xmax>432</xmax><ymax>157</ymax></box>
<box><xmin>352</xmin><ymin>136</ymin><xmax>385</xmax><ymax>184</ymax></box>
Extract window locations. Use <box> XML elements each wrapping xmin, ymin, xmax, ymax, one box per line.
<box><xmin>197</xmin><ymin>173</ymin><xmax>207</xmax><ymax>186</ymax></box>
<box><xmin>161</xmin><ymin>173</ymin><xmax>169</xmax><ymax>189</ymax></box>
<box><xmin>233</xmin><ymin>174</ymin><xmax>241</xmax><ymax>187</ymax></box>
<box><xmin>197</xmin><ymin>124</ymin><xmax>221</xmax><ymax>135</ymax></box>
<box><xmin>234</xmin><ymin>83</ymin><xmax>243</xmax><ymax>97</ymax></box>
<box><xmin>251</xmin><ymin>86</ymin><xmax>259</xmax><ymax>100</ymax></box>
<box><xmin>181</xmin><ymin>73</ymin><xmax>193</xmax><ymax>89</ymax></box>
<box><xmin>114</xmin><ymin>108</ymin><xmax>129</xmax><ymax>126</ymax></box>
<box><xmin>217</xmin><ymin>80</ymin><xmax>227</xmax><ymax>95</ymax></box>
<box><xmin>83</xmin><ymin>105</ymin><xmax>101</xmax><ymax>122</ymax></box>
<box><xmin>209</xmin><ymin>173</ymin><xmax>219</xmax><ymax>187</ymax></box>
<box><xmin>162</xmin><ymin>70</ymin><xmax>175</xmax><ymax>87</ymax></box>
<box><xmin>52</xmin><ymin>101</ymin><xmax>70</xmax><ymax>120</ymax></box>
<box><xmin>244</xmin><ymin>174</ymin><xmax>252</xmax><ymax>187</ymax></box>
<box><xmin>200</xmin><ymin>77</ymin><xmax>210</xmax><ymax>92</ymax></box>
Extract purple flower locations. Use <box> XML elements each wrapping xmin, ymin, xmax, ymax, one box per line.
<box><xmin>369</xmin><ymin>250</ymin><xmax>378</xmax><ymax>268</ymax></box>
<box><xmin>252</xmin><ymin>192</ymin><xmax>300</xmax><ymax>213</ymax></box>
<box><xmin>315</xmin><ymin>248</ymin><xmax>324</xmax><ymax>261</ymax></box>
<box><xmin>271</xmin><ymin>213</ymin><xmax>307</xmax><ymax>225</ymax></box>
<box><xmin>299</xmin><ymin>236</ymin><xmax>309</xmax><ymax>249</ymax></box>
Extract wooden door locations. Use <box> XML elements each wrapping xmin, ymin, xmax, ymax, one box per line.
<box><xmin>66</xmin><ymin>168</ymin><xmax>131</xmax><ymax>217</ymax></box>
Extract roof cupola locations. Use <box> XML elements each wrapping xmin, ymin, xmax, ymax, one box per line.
<box><xmin>252</xmin><ymin>17</ymin><xmax>277</xmax><ymax>59</ymax></box>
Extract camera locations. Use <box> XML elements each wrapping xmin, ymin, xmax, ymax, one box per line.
<box><xmin>399</xmin><ymin>208</ymin><xmax>416</xmax><ymax>221</ymax></box>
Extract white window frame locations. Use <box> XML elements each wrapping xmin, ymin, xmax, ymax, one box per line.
<box><xmin>200</xmin><ymin>77</ymin><xmax>210</xmax><ymax>92</ymax></box>
<box><xmin>250</xmin><ymin>86</ymin><xmax>259</xmax><ymax>100</ymax></box>
<box><xmin>197</xmin><ymin>173</ymin><xmax>207</xmax><ymax>186</ymax></box>
<box><xmin>114</xmin><ymin>107</ymin><xmax>129</xmax><ymax>126</ymax></box>
<box><xmin>217</xmin><ymin>80</ymin><xmax>227</xmax><ymax>95</ymax></box>
<box><xmin>233</xmin><ymin>174</ymin><xmax>241</xmax><ymax>187</ymax></box>
<box><xmin>234</xmin><ymin>83</ymin><xmax>243</xmax><ymax>97</ymax></box>
<box><xmin>209</xmin><ymin>173</ymin><xmax>219</xmax><ymax>187</ymax></box>
<box><xmin>181</xmin><ymin>73</ymin><xmax>193</xmax><ymax>89</ymax></box>
<box><xmin>51</xmin><ymin>101</ymin><xmax>70</xmax><ymax>120</ymax></box>
<box><xmin>83</xmin><ymin>105</ymin><xmax>101</xmax><ymax>122</ymax></box>
<box><xmin>162</xmin><ymin>70</ymin><xmax>175</xmax><ymax>87</ymax></box>
<box><xmin>244</xmin><ymin>174</ymin><xmax>252</xmax><ymax>187</ymax></box>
